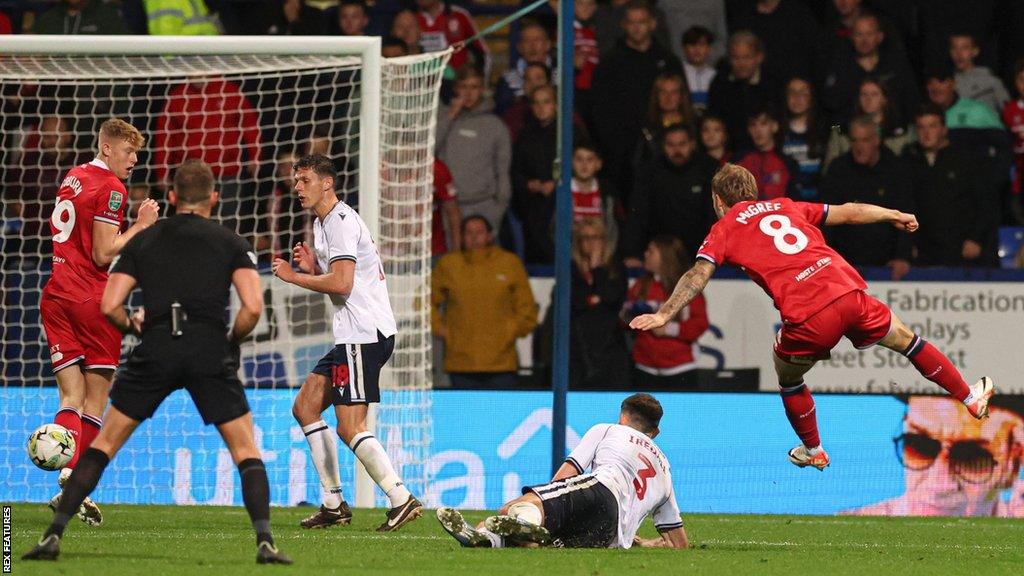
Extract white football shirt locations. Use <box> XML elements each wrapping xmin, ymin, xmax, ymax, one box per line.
<box><xmin>565</xmin><ymin>423</ymin><xmax>683</xmax><ymax>549</ymax></box>
<box><xmin>312</xmin><ymin>200</ymin><xmax>398</xmax><ymax>344</ymax></box>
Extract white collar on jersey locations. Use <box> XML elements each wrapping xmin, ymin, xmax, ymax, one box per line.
<box><xmin>89</xmin><ymin>158</ymin><xmax>111</xmax><ymax>171</ymax></box>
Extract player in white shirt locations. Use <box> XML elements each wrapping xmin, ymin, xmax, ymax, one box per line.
<box><xmin>272</xmin><ymin>154</ymin><xmax>421</xmax><ymax>532</ymax></box>
<box><xmin>437</xmin><ymin>393</ymin><xmax>689</xmax><ymax>549</ymax></box>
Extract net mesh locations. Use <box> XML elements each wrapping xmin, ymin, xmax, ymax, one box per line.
<box><xmin>0</xmin><ymin>49</ymin><xmax>449</xmax><ymax>506</ymax></box>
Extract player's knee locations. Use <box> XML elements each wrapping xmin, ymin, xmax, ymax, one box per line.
<box><xmin>336</xmin><ymin>423</ymin><xmax>364</xmax><ymax>445</ymax></box>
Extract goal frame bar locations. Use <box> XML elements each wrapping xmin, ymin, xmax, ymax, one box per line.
<box><xmin>0</xmin><ymin>35</ymin><xmax>383</xmax><ymax>239</ymax></box>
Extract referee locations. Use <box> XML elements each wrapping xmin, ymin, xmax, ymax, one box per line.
<box><xmin>23</xmin><ymin>159</ymin><xmax>291</xmax><ymax>565</ymax></box>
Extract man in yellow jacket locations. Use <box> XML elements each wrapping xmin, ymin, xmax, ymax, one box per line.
<box><xmin>144</xmin><ymin>0</ymin><xmax>218</xmax><ymax>35</ymax></box>
<box><xmin>432</xmin><ymin>215</ymin><xmax>538</xmax><ymax>388</ymax></box>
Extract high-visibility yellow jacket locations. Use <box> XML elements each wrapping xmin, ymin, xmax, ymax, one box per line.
<box><xmin>145</xmin><ymin>0</ymin><xmax>218</xmax><ymax>35</ymax></box>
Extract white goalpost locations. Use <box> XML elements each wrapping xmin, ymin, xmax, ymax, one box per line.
<box><xmin>0</xmin><ymin>36</ymin><xmax>449</xmax><ymax>509</ymax></box>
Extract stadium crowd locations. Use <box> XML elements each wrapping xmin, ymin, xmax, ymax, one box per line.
<box><xmin>4</xmin><ymin>0</ymin><xmax>1024</xmax><ymax>389</ymax></box>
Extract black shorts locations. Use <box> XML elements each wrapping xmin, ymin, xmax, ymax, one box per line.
<box><xmin>111</xmin><ymin>327</ymin><xmax>250</xmax><ymax>426</ymax></box>
<box><xmin>524</xmin><ymin>474</ymin><xmax>619</xmax><ymax>548</ymax></box>
<box><xmin>312</xmin><ymin>331</ymin><xmax>395</xmax><ymax>406</ymax></box>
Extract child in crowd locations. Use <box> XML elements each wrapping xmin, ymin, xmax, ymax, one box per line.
<box><xmin>950</xmin><ymin>33</ymin><xmax>1009</xmax><ymax>115</ymax></box>
<box><xmin>681</xmin><ymin>26</ymin><xmax>717</xmax><ymax>114</ymax></box>
<box><xmin>571</xmin><ymin>142</ymin><xmax>619</xmax><ymax>250</ymax></box>
<box><xmin>736</xmin><ymin>107</ymin><xmax>798</xmax><ymax>200</ymax></box>
<box><xmin>699</xmin><ymin>114</ymin><xmax>730</xmax><ymax>164</ymax></box>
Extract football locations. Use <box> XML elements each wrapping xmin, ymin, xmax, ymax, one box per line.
<box><xmin>27</xmin><ymin>423</ymin><xmax>76</xmax><ymax>471</ymax></box>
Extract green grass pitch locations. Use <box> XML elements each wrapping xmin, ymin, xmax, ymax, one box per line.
<box><xmin>5</xmin><ymin>503</ymin><xmax>1022</xmax><ymax>575</ymax></box>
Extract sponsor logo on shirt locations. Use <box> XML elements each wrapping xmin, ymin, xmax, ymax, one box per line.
<box><xmin>108</xmin><ymin>191</ymin><xmax>124</xmax><ymax>211</ymax></box>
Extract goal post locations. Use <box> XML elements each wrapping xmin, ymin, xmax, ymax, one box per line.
<box><xmin>0</xmin><ymin>36</ymin><xmax>449</xmax><ymax>508</ymax></box>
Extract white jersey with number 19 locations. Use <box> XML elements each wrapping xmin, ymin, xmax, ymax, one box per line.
<box><xmin>312</xmin><ymin>200</ymin><xmax>398</xmax><ymax>345</ymax></box>
<box><xmin>565</xmin><ymin>423</ymin><xmax>683</xmax><ymax>548</ymax></box>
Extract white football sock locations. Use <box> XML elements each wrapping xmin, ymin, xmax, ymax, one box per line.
<box><xmin>301</xmin><ymin>420</ymin><xmax>344</xmax><ymax>509</ymax></box>
<box><xmin>807</xmin><ymin>445</ymin><xmax>822</xmax><ymax>456</ymax></box>
<box><xmin>348</xmin><ymin>431</ymin><xmax>411</xmax><ymax>508</ymax></box>
<box><xmin>507</xmin><ymin>501</ymin><xmax>543</xmax><ymax>526</ymax></box>
<box><xmin>478</xmin><ymin>528</ymin><xmax>505</xmax><ymax>548</ymax></box>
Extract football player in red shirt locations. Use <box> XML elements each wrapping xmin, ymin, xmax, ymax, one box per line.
<box><xmin>41</xmin><ymin>119</ymin><xmax>160</xmax><ymax>523</ymax></box>
<box><xmin>630</xmin><ymin>164</ymin><xmax>995</xmax><ymax>471</ymax></box>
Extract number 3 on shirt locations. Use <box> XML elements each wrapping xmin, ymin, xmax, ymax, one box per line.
<box><xmin>633</xmin><ymin>454</ymin><xmax>657</xmax><ymax>501</ymax></box>
<box><xmin>51</xmin><ymin>199</ymin><xmax>77</xmax><ymax>243</ymax></box>
<box><xmin>759</xmin><ymin>215</ymin><xmax>808</xmax><ymax>255</ymax></box>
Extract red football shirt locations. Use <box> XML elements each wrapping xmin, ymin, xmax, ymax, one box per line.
<box><xmin>416</xmin><ymin>4</ymin><xmax>487</xmax><ymax>73</ymax></box>
<box><xmin>571</xmin><ymin>178</ymin><xmax>603</xmax><ymax>221</ymax></box>
<box><xmin>432</xmin><ymin>159</ymin><xmax>457</xmax><ymax>255</ymax></box>
<box><xmin>45</xmin><ymin>159</ymin><xmax>128</xmax><ymax>303</ymax></box>
<box><xmin>696</xmin><ymin>198</ymin><xmax>866</xmax><ymax>324</ymax></box>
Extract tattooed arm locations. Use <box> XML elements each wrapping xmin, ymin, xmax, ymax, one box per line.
<box><xmin>629</xmin><ymin>260</ymin><xmax>716</xmax><ymax>331</ymax></box>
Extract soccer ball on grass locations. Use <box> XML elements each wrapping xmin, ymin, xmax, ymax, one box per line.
<box><xmin>27</xmin><ymin>423</ymin><xmax>76</xmax><ymax>471</ymax></box>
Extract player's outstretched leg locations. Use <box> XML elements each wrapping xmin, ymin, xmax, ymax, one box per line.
<box><xmin>773</xmin><ymin>355</ymin><xmax>830</xmax><ymax>470</ymax></box>
<box><xmin>23</xmin><ymin>447</ymin><xmax>110</xmax><ymax>561</ymax></box>
<box><xmin>436</xmin><ymin>508</ymin><xmax>494</xmax><ymax>548</ymax></box>
<box><xmin>484</xmin><ymin>514</ymin><xmax>552</xmax><ymax>548</ymax></box>
<box><xmin>881</xmin><ymin>315</ymin><xmax>995</xmax><ymax>419</ymax></box>
<box><xmin>294</xmin><ymin>374</ymin><xmax>353</xmax><ymax>529</ymax></box>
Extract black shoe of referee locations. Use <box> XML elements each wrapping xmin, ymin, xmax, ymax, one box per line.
<box><xmin>256</xmin><ymin>542</ymin><xmax>293</xmax><ymax>565</ymax></box>
<box><xmin>376</xmin><ymin>495</ymin><xmax>423</xmax><ymax>532</ymax></box>
<box><xmin>299</xmin><ymin>502</ymin><xmax>353</xmax><ymax>529</ymax></box>
<box><xmin>22</xmin><ymin>534</ymin><xmax>60</xmax><ymax>561</ymax></box>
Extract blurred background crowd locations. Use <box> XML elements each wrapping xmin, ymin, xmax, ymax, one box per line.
<box><xmin>4</xmin><ymin>0</ymin><xmax>1024</xmax><ymax>390</ymax></box>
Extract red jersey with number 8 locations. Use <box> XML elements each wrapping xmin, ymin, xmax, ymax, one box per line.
<box><xmin>696</xmin><ymin>198</ymin><xmax>866</xmax><ymax>324</ymax></box>
<box><xmin>45</xmin><ymin>159</ymin><xmax>128</xmax><ymax>303</ymax></box>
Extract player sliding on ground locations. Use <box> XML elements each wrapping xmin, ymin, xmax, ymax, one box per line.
<box><xmin>40</xmin><ymin>118</ymin><xmax>160</xmax><ymax>526</ymax></box>
<box><xmin>272</xmin><ymin>154</ymin><xmax>422</xmax><ymax>531</ymax></box>
<box><xmin>631</xmin><ymin>163</ymin><xmax>995</xmax><ymax>471</ymax></box>
<box><xmin>437</xmin><ymin>393</ymin><xmax>688</xmax><ymax>550</ymax></box>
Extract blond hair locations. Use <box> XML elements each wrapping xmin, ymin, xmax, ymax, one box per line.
<box><xmin>98</xmin><ymin>118</ymin><xmax>145</xmax><ymax>150</ymax></box>
<box><xmin>571</xmin><ymin>218</ymin><xmax>617</xmax><ymax>276</ymax></box>
<box><xmin>712</xmin><ymin>163</ymin><xmax>758</xmax><ymax>207</ymax></box>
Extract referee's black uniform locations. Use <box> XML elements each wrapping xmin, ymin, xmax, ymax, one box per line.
<box><xmin>109</xmin><ymin>213</ymin><xmax>257</xmax><ymax>425</ymax></box>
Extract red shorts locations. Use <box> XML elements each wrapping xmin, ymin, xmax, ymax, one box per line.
<box><xmin>40</xmin><ymin>291</ymin><xmax>122</xmax><ymax>373</ymax></box>
<box><xmin>774</xmin><ymin>290</ymin><xmax>892</xmax><ymax>364</ymax></box>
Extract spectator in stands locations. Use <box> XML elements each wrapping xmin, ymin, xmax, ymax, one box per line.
<box><xmin>570</xmin><ymin>218</ymin><xmax>630</xmax><ymax>389</ymax></box>
<box><xmin>155</xmin><ymin>76</ymin><xmax>261</xmax><ymax>229</ymax></box>
<box><xmin>622</xmin><ymin>235</ymin><xmax>709</xmax><ymax>389</ymax></box>
<box><xmin>432</xmin><ymin>158</ymin><xmax>460</xmax><ymax>258</ymax></box>
<box><xmin>659</xmin><ymin>0</ymin><xmax>727</xmax><ymax>66</ymax></box>
<box><xmin>681</xmin><ymin>25</ymin><xmax>717</xmax><ymax>114</ymax></box>
<box><xmin>336</xmin><ymin>0</ymin><xmax>369</xmax><ymax>36</ymax></box>
<box><xmin>390</xmin><ymin>9</ymin><xmax>423</xmax><ymax>55</ymax></box>
<box><xmin>634</xmin><ymin>72</ymin><xmax>697</xmax><ymax>170</ymax></box>
<box><xmin>821</xmin><ymin>0</ymin><xmax>906</xmax><ymax>60</ymax></box>
<box><xmin>730</xmin><ymin>0</ymin><xmax>822</xmax><ymax>82</ymax></box>
<box><xmin>707</xmin><ymin>31</ymin><xmax>778</xmax><ymax>152</ymax></box>
<box><xmin>821</xmin><ymin>116</ymin><xmax>914</xmax><ymax>279</ymax></box>
<box><xmin>265</xmin><ymin>0</ymin><xmax>323</xmax><ymax>35</ymax></box>
<box><xmin>30</xmin><ymin>0</ymin><xmax>129</xmax><ymax>34</ymax></box>
<box><xmin>143</xmin><ymin>0</ymin><xmax>218</xmax><ymax>35</ymax></box>
<box><xmin>919</xmin><ymin>0</ymin><xmax>999</xmax><ymax>77</ymax></box>
<box><xmin>502</xmin><ymin>62</ymin><xmax>552</xmax><ymax>142</ymax></box>
<box><xmin>436</xmin><ymin>66</ymin><xmax>512</xmax><ymax>235</ymax></box>
<box><xmin>512</xmin><ymin>85</ymin><xmax>559</xmax><ymax>264</ymax></box>
<box><xmin>415</xmin><ymin>0</ymin><xmax>489</xmax><ymax>78</ymax></box>
<box><xmin>0</xmin><ymin>10</ymin><xmax>11</xmax><ymax>34</ymax></box>
<box><xmin>571</xmin><ymin>142</ymin><xmax>619</xmax><ymax>249</ymax></box>
<box><xmin>382</xmin><ymin>36</ymin><xmax>408</xmax><ymax>58</ymax></box>
<box><xmin>780</xmin><ymin>77</ymin><xmax>826</xmax><ymax>200</ymax></box>
<box><xmin>591</xmin><ymin>0</ymin><xmax>682</xmax><ymax>203</ymax></box>
<box><xmin>904</xmin><ymin>105</ymin><xmax>998</xmax><ymax>267</ymax></box>
<box><xmin>950</xmin><ymin>33</ymin><xmax>1010</xmax><ymax>115</ymax></box>
<box><xmin>623</xmin><ymin>124</ymin><xmax>716</xmax><ymax>266</ymax></box>
<box><xmin>925</xmin><ymin>63</ymin><xmax>1005</xmax><ymax>131</ymax></box>
<box><xmin>496</xmin><ymin>20</ymin><xmax>554</xmax><ymax>115</ymax></box>
<box><xmin>822</xmin><ymin>12</ymin><xmax>918</xmax><ymax>129</ymax></box>
<box><xmin>4</xmin><ymin>114</ymin><xmax>80</xmax><ymax>258</ymax></box>
<box><xmin>573</xmin><ymin>0</ymin><xmax>600</xmax><ymax>124</ymax></box>
<box><xmin>592</xmin><ymin>0</ymin><xmax>671</xmax><ymax>57</ymax></box>
<box><xmin>431</xmin><ymin>215</ymin><xmax>538</xmax><ymax>388</ymax></box>
<box><xmin>1004</xmin><ymin>59</ymin><xmax>1024</xmax><ymax>197</ymax></box>
<box><xmin>242</xmin><ymin>149</ymin><xmax>307</xmax><ymax>264</ymax></box>
<box><xmin>736</xmin><ymin>107</ymin><xmax>799</xmax><ymax>200</ymax></box>
<box><xmin>699</xmin><ymin>114</ymin><xmax>730</xmax><ymax>164</ymax></box>
<box><xmin>824</xmin><ymin>77</ymin><xmax>915</xmax><ymax>171</ymax></box>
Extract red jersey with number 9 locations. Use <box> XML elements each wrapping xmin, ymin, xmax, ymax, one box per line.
<box><xmin>696</xmin><ymin>198</ymin><xmax>866</xmax><ymax>324</ymax></box>
<box><xmin>45</xmin><ymin>160</ymin><xmax>128</xmax><ymax>303</ymax></box>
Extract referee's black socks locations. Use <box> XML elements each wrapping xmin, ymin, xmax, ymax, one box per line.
<box><xmin>237</xmin><ymin>458</ymin><xmax>274</xmax><ymax>546</ymax></box>
<box><xmin>47</xmin><ymin>448</ymin><xmax>110</xmax><ymax>538</ymax></box>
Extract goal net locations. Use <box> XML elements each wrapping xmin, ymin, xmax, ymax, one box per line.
<box><xmin>0</xmin><ymin>37</ymin><xmax>449</xmax><ymax>508</ymax></box>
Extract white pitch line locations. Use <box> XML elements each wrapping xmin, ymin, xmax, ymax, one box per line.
<box><xmin>698</xmin><ymin>516</ymin><xmax>1024</xmax><ymax>530</ymax></box>
<box><xmin>700</xmin><ymin>539</ymin><xmax>1021</xmax><ymax>552</ymax></box>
